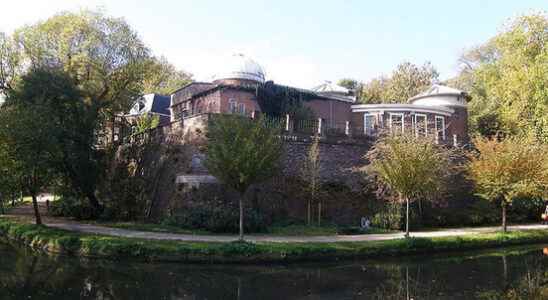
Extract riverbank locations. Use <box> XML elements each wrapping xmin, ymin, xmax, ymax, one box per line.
<box><xmin>1</xmin><ymin>218</ymin><xmax>548</xmax><ymax>263</ymax></box>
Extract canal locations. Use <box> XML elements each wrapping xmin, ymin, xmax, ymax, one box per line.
<box><xmin>0</xmin><ymin>242</ymin><xmax>546</xmax><ymax>299</ymax></box>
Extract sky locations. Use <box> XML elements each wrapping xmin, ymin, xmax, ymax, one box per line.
<box><xmin>1</xmin><ymin>0</ymin><xmax>546</xmax><ymax>88</ymax></box>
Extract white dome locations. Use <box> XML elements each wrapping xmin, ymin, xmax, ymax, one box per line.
<box><xmin>213</xmin><ymin>53</ymin><xmax>265</xmax><ymax>83</ymax></box>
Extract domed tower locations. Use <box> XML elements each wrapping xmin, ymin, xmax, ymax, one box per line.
<box><xmin>408</xmin><ymin>84</ymin><xmax>470</xmax><ymax>145</ymax></box>
<box><xmin>212</xmin><ymin>53</ymin><xmax>266</xmax><ymax>87</ymax></box>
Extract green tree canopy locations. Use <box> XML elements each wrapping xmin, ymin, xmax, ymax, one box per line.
<box><xmin>450</xmin><ymin>13</ymin><xmax>548</xmax><ymax>141</ymax></box>
<box><xmin>205</xmin><ymin>115</ymin><xmax>284</xmax><ymax>239</ymax></box>
<box><xmin>358</xmin><ymin>61</ymin><xmax>439</xmax><ymax>104</ymax></box>
<box><xmin>366</xmin><ymin>133</ymin><xmax>455</xmax><ymax>236</ymax></box>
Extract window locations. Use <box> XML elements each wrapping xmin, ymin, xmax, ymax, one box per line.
<box><xmin>389</xmin><ymin>113</ymin><xmax>404</xmax><ymax>134</ymax></box>
<box><xmin>228</xmin><ymin>99</ymin><xmax>237</xmax><ymax>114</ymax></box>
<box><xmin>414</xmin><ymin>114</ymin><xmax>427</xmax><ymax>137</ymax></box>
<box><xmin>364</xmin><ymin>114</ymin><xmax>375</xmax><ymax>136</ymax></box>
<box><xmin>238</xmin><ymin>103</ymin><xmax>246</xmax><ymax>115</ymax></box>
<box><xmin>435</xmin><ymin>116</ymin><xmax>446</xmax><ymax>141</ymax></box>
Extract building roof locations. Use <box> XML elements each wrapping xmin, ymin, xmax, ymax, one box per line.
<box><xmin>312</xmin><ymin>81</ymin><xmax>350</xmax><ymax>94</ymax></box>
<box><xmin>128</xmin><ymin>94</ymin><xmax>171</xmax><ymax>117</ymax></box>
<box><xmin>408</xmin><ymin>84</ymin><xmax>468</xmax><ymax>102</ymax></box>
<box><xmin>213</xmin><ymin>53</ymin><xmax>266</xmax><ymax>83</ymax></box>
<box><xmin>171</xmin><ymin>82</ymin><xmax>216</xmax><ymax>104</ymax></box>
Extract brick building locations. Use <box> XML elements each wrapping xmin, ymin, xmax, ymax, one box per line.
<box><xmin>169</xmin><ymin>54</ymin><xmax>355</xmax><ymax>126</ymax></box>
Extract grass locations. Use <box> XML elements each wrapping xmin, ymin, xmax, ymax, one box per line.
<box><xmin>97</xmin><ymin>222</ymin><xmax>393</xmax><ymax>236</ymax></box>
<box><xmin>1</xmin><ymin>217</ymin><xmax>547</xmax><ymax>263</ymax></box>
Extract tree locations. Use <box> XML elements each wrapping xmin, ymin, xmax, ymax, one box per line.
<box><xmin>301</xmin><ymin>135</ymin><xmax>321</xmax><ymax>225</ymax></box>
<box><xmin>467</xmin><ymin>136</ymin><xmax>548</xmax><ymax>232</ymax></box>
<box><xmin>359</xmin><ymin>76</ymin><xmax>390</xmax><ymax>104</ymax></box>
<box><xmin>357</xmin><ymin>62</ymin><xmax>439</xmax><ymax>104</ymax></box>
<box><xmin>204</xmin><ymin>115</ymin><xmax>283</xmax><ymax>240</ymax></box>
<box><xmin>1</xmin><ymin>10</ymin><xmax>190</xmax><ymax>213</ymax></box>
<box><xmin>384</xmin><ymin>62</ymin><xmax>439</xmax><ymax>102</ymax></box>
<box><xmin>450</xmin><ymin>13</ymin><xmax>548</xmax><ymax>141</ymax></box>
<box><xmin>337</xmin><ymin>78</ymin><xmax>358</xmax><ymax>91</ymax></box>
<box><xmin>0</xmin><ymin>71</ymin><xmax>66</xmax><ymax>224</ymax></box>
<box><xmin>366</xmin><ymin>133</ymin><xmax>454</xmax><ymax>237</ymax></box>
<box><xmin>142</xmin><ymin>56</ymin><xmax>192</xmax><ymax>95</ymax></box>
<box><xmin>134</xmin><ymin>114</ymin><xmax>160</xmax><ymax>135</ymax></box>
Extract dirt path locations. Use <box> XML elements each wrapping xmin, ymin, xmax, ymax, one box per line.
<box><xmin>3</xmin><ymin>203</ymin><xmax>548</xmax><ymax>243</ymax></box>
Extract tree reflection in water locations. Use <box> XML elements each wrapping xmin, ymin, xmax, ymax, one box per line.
<box><xmin>0</xmin><ymin>242</ymin><xmax>546</xmax><ymax>300</ymax></box>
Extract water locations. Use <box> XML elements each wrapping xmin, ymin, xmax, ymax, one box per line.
<box><xmin>0</xmin><ymin>242</ymin><xmax>546</xmax><ymax>300</ymax></box>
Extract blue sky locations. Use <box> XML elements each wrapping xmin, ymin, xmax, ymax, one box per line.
<box><xmin>1</xmin><ymin>0</ymin><xmax>546</xmax><ymax>88</ymax></box>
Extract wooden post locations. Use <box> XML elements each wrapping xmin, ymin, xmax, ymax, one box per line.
<box><xmin>435</xmin><ymin>132</ymin><xmax>439</xmax><ymax>144</ymax></box>
<box><xmin>251</xmin><ymin>110</ymin><xmax>255</xmax><ymax>119</ymax></box>
<box><xmin>453</xmin><ymin>134</ymin><xmax>458</xmax><ymax>147</ymax></box>
<box><xmin>345</xmin><ymin>121</ymin><xmax>350</xmax><ymax>136</ymax></box>
<box><xmin>285</xmin><ymin>114</ymin><xmax>290</xmax><ymax>131</ymax></box>
<box><xmin>317</xmin><ymin>118</ymin><xmax>322</xmax><ymax>135</ymax></box>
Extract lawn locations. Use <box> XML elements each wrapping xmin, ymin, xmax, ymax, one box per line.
<box><xmin>2</xmin><ymin>217</ymin><xmax>548</xmax><ymax>263</ymax></box>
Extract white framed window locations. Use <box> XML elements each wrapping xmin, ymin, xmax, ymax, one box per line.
<box><xmin>435</xmin><ymin>116</ymin><xmax>446</xmax><ymax>141</ymax></box>
<box><xmin>364</xmin><ymin>114</ymin><xmax>375</xmax><ymax>136</ymax></box>
<box><xmin>389</xmin><ymin>113</ymin><xmax>404</xmax><ymax>134</ymax></box>
<box><xmin>238</xmin><ymin>103</ymin><xmax>246</xmax><ymax>115</ymax></box>
<box><xmin>414</xmin><ymin>114</ymin><xmax>427</xmax><ymax>137</ymax></box>
<box><xmin>228</xmin><ymin>99</ymin><xmax>237</xmax><ymax>114</ymax></box>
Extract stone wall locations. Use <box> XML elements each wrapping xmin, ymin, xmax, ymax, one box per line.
<box><xmin>282</xmin><ymin>139</ymin><xmax>370</xmax><ymax>190</ymax></box>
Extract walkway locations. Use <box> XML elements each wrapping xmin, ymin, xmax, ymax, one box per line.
<box><xmin>3</xmin><ymin>203</ymin><xmax>547</xmax><ymax>243</ymax></box>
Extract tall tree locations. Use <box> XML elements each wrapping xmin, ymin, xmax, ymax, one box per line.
<box><xmin>0</xmin><ymin>70</ymin><xmax>69</xmax><ymax>224</ymax></box>
<box><xmin>467</xmin><ymin>136</ymin><xmax>548</xmax><ymax>232</ymax></box>
<box><xmin>450</xmin><ymin>13</ymin><xmax>548</xmax><ymax>141</ymax></box>
<box><xmin>366</xmin><ymin>133</ymin><xmax>454</xmax><ymax>237</ymax></box>
<box><xmin>142</xmin><ymin>56</ymin><xmax>192</xmax><ymax>95</ymax></box>
<box><xmin>205</xmin><ymin>115</ymin><xmax>283</xmax><ymax>240</ymax></box>
<box><xmin>0</xmin><ymin>10</ymin><xmax>189</xmax><ymax>212</ymax></box>
<box><xmin>358</xmin><ymin>62</ymin><xmax>439</xmax><ymax>104</ymax></box>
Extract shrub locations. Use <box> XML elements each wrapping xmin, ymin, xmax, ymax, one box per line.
<box><xmin>50</xmin><ymin>195</ymin><xmax>96</xmax><ymax>220</ymax></box>
<box><xmin>164</xmin><ymin>201</ymin><xmax>269</xmax><ymax>233</ymax></box>
<box><xmin>372</xmin><ymin>202</ymin><xmax>403</xmax><ymax>230</ymax></box>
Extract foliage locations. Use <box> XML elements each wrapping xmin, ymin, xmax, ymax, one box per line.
<box><xmin>205</xmin><ymin>114</ymin><xmax>283</xmax><ymax>239</ymax></box>
<box><xmin>336</xmin><ymin>78</ymin><xmax>359</xmax><ymax>90</ymax></box>
<box><xmin>134</xmin><ymin>114</ymin><xmax>160</xmax><ymax>135</ymax></box>
<box><xmin>366</xmin><ymin>133</ymin><xmax>456</xmax><ymax>235</ymax></box>
<box><xmin>142</xmin><ymin>56</ymin><xmax>192</xmax><ymax>95</ymax></box>
<box><xmin>256</xmin><ymin>81</ymin><xmax>316</xmax><ymax>118</ymax></box>
<box><xmin>372</xmin><ymin>201</ymin><xmax>403</xmax><ymax>230</ymax></box>
<box><xmin>467</xmin><ymin>136</ymin><xmax>548</xmax><ymax>231</ymax></box>
<box><xmin>49</xmin><ymin>194</ymin><xmax>97</xmax><ymax>220</ymax></box>
<box><xmin>164</xmin><ymin>201</ymin><xmax>268</xmax><ymax>233</ymax></box>
<box><xmin>0</xmin><ymin>10</ymin><xmax>190</xmax><ymax>218</ymax></box>
<box><xmin>358</xmin><ymin>61</ymin><xmax>439</xmax><ymax>103</ymax></box>
<box><xmin>0</xmin><ymin>70</ymin><xmax>69</xmax><ymax>224</ymax></box>
<box><xmin>451</xmin><ymin>13</ymin><xmax>548</xmax><ymax>141</ymax></box>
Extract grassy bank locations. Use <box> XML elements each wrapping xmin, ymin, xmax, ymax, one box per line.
<box><xmin>1</xmin><ymin>218</ymin><xmax>547</xmax><ymax>263</ymax></box>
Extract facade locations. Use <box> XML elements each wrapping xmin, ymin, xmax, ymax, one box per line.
<box><xmin>351</xmin><ymin>85</ymin><xmax>470</xmax><ymax>145</ymax></box>
<box><xmin>126</xmin><ymin>54</ymin><xmax>468</xmax><ymax>146</ymax></box>
<box><xmin>169</xmin><ymin>54</ymin><xmax>356</xmax><ymax>126</ymax></box>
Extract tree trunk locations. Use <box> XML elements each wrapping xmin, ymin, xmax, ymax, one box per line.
<box><xmin>502</xmin><ymin>202</ymin><xmax>507</xmax><ymax>233</ymax></box>
<box><xmin>0</xmin><ymin>193</ymin><xmax>5</xmax><ymax>215</ymax></box>
<box><xmin>405</xmin><ymin>196</ymin><xmax>410</xmax><ymax>238</ymax></box>
<box><xmin>31</xmin><ymin>193</ymin><xmax>42</xmax><ymax>225</ymax></box>
<box><xmin>307</xmin><ymin>199</ymin><xmax>311</xmax><ymax>226</ymax></box>
<box><xmin>317</xmin><ymin>200</ymin><xmax>321</xmax><ymax>226</ymax></box>
<box><xmin>239</xmin><ymin>196</ymin><xmax>244</xmax><ymax>241</ymax></box>
<box><xmin>86</xmin><ymin>192</ymin><xmax>103</xmax><ymax>215</ymax></box>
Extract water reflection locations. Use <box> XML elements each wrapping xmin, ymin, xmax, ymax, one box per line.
<box><xmin>0</xmin><ymin>242</ymin><xmax>546</xmax><ymax>299</ymax></box>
